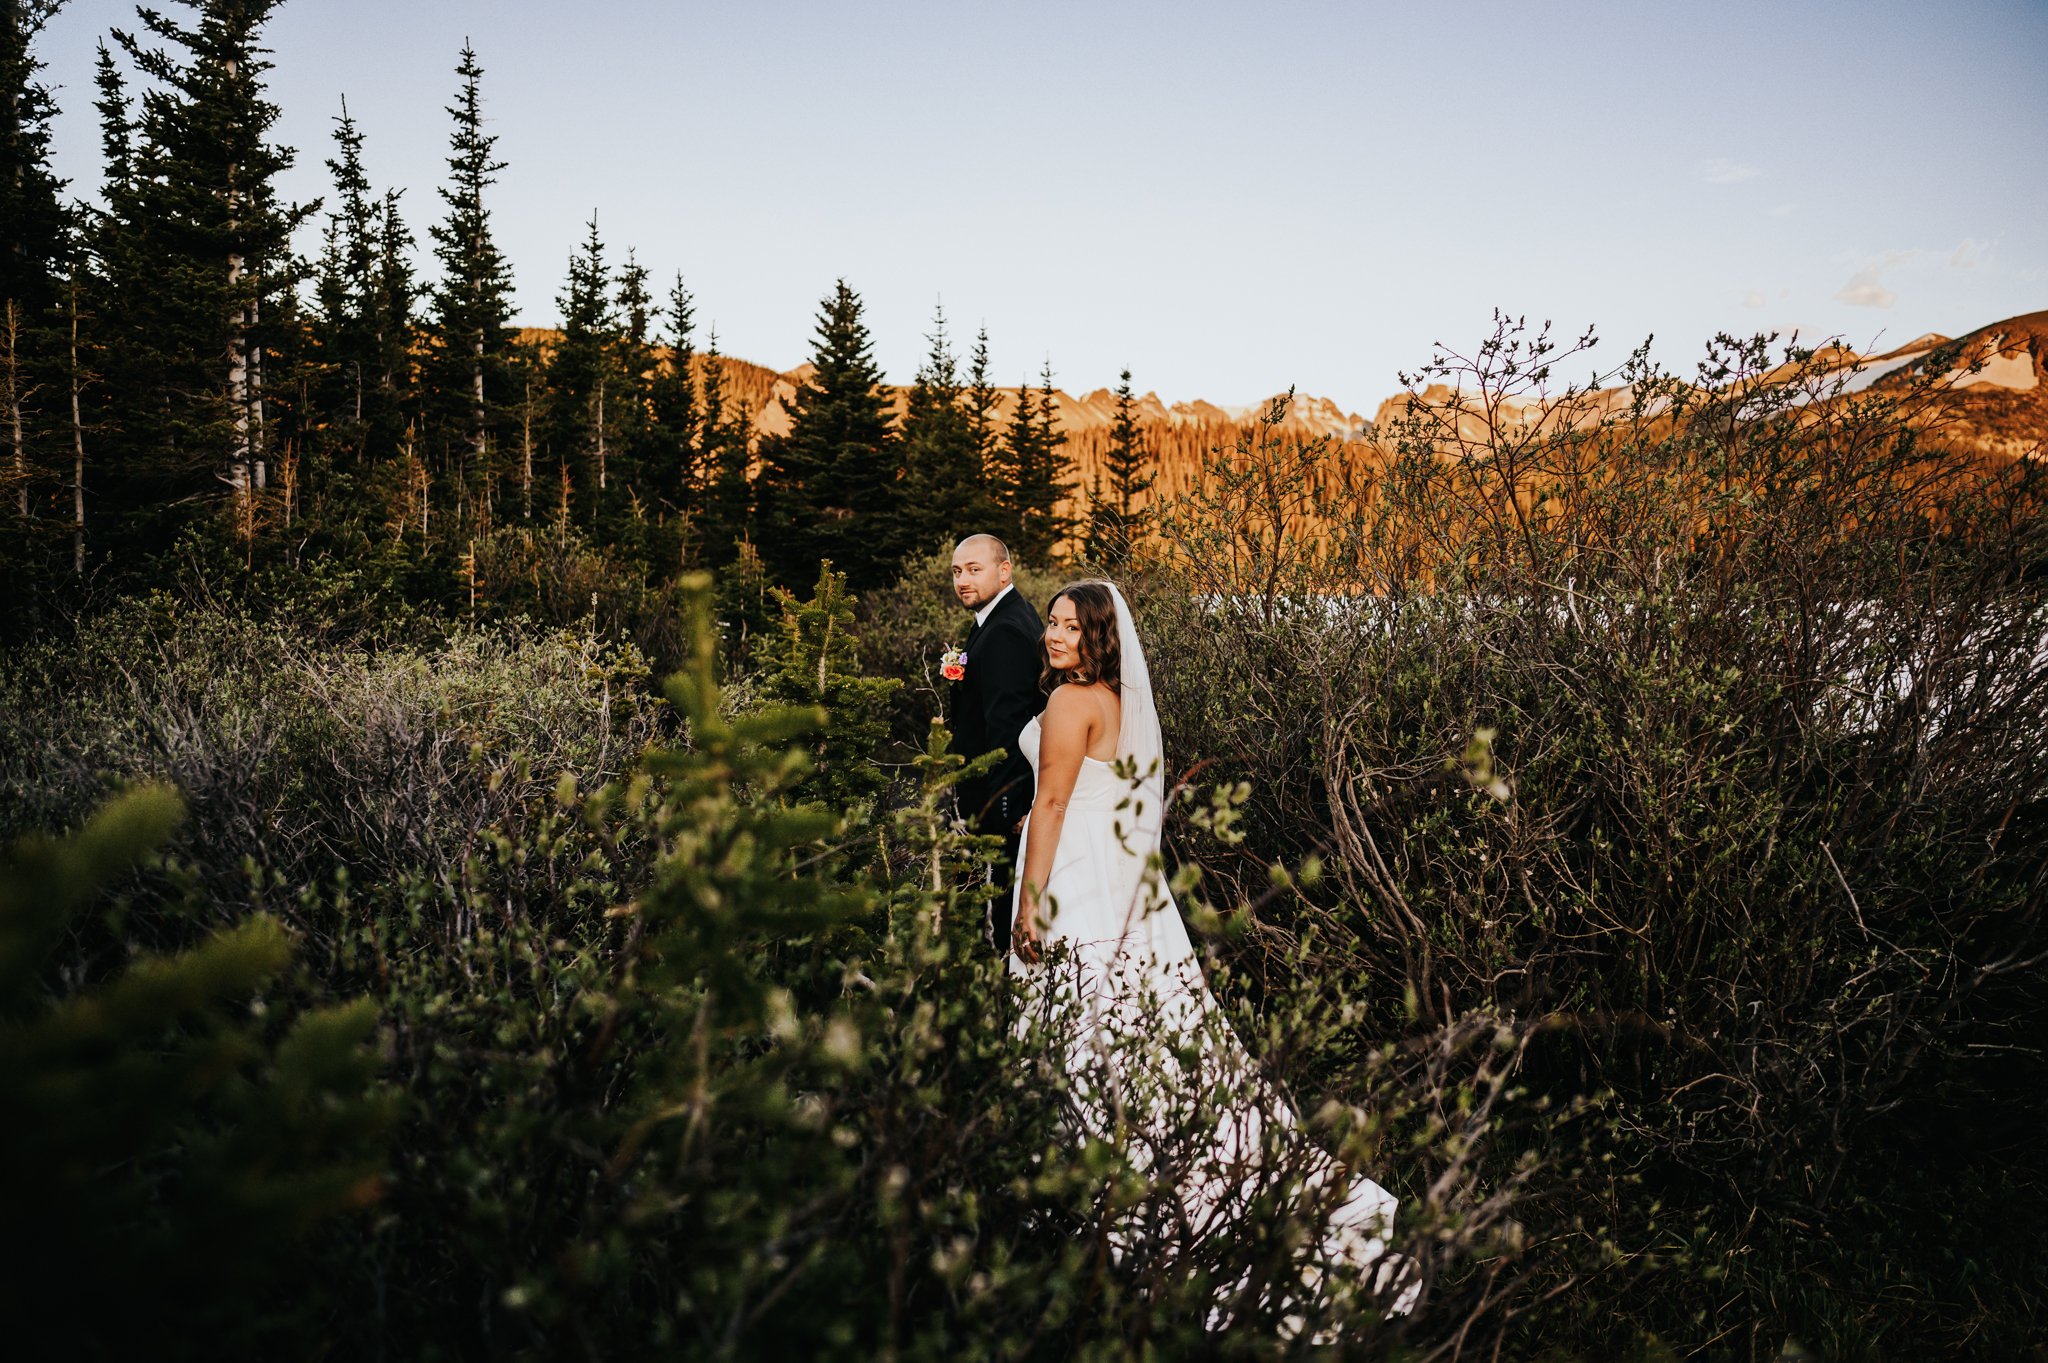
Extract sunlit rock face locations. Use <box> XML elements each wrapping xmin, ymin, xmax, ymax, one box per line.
<box><xmin>525</xmin><ymin>310</ymin><xmax>2046</xmax><ymax>520</ymax></box>
<box><xmin>1362</xmin><ymin>311</ymin><xmax>2048</xmax><ymax>465</ymax></box>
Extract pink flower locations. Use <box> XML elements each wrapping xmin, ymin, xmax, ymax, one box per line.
<box><xmin>941</xmin><ymin>647</ymin><xmax>968</xmax><ymax>682</ymax></box>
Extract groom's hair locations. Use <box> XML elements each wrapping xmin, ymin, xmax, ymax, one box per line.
<box><xmin>956</xmin><ymin>533</ymin><xmax>1011</xmax><ymax>565</ymax></box>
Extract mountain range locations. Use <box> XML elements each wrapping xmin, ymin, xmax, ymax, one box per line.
<box><xmin>526</xmin><ymin>309</ymin><xmax>2045</xmax><ymax>501</ymax></box>
<box><xmin>735</xmin><ymin>310</ymin><xmax>2046</xmax><ymax>503</ymax></box>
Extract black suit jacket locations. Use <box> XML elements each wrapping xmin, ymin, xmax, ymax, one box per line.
<box><xmin>951</xmin><ymin>588</ymin><xmax>1046</xmax><ymax>834</ymax></box>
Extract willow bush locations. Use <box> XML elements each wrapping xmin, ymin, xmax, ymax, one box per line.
<box><xmin>1124</xmin><ymin>321</ymin><xmax>2048</xmax><ymax>1358</ymax></box>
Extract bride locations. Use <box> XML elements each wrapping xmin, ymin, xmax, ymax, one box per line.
<box><xmin>1004</xmin><ymin>580</ymin><xmax>1418</xmax><ymax>1327</ymax></box>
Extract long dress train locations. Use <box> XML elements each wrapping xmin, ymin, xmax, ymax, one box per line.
<box><xmin>1003</xmin><ymin>584</ymin><xmax>1418</xmax><ymax>1327</ymax></box>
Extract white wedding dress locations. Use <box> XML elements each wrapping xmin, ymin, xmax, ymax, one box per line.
<box><xmin>1004</xmin><ymin>583</ymin><xmax>1417</xmax><ymax>1326</ymax></box>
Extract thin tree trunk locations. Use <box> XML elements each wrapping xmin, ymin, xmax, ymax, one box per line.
<box><xmin>521</xmin><ymin>376</ymin><xmax>533</xmax><ymax>520</ymax></box>
<box><xmin>223</xmin><ymin>55</ymin><xmax>264</xmax><ymax>506</ymax></box>
<box><xmin>250</xmin><ymin>291</ymin><xmax>265</xmax><ymax>490</ymax></box>
<box><xmin>4</xmin><ymin>300</ymin><xmax>26</xmax><ymax>519</ymax></box>
<box><xmin>472</xmin><ymin>328</ymin><xmax>486</xmax><ymax>463</ymax></box>
<box><xmin>595</xmin><ymin>377</ymin><xmax>607</xmax><ymax>492</ymax></box>
<box><xmin>69</xmin><ymin>277</ymin><xmax>86</xmax><ymax>574</ymax></box>
<box><xmin>9</xmin><ymin>74</ymin><xmax>25</xmax><ymax>521</ymax></box>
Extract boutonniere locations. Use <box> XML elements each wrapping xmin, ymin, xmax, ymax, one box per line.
<box><xmin>941</xmin><ymin>647</ymin><xmax>968</xmax><ymax>682</ymax></box>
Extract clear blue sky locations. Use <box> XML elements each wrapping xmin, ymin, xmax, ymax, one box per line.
<box><xmin>35</xmin><ymin>0</ymin><xmax>2048</xmax><ymax>411</ymax></box>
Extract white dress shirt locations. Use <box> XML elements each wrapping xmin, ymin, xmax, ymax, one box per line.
<box><xmin>973</xmin><ymin>582</ymin><xmax>1015</xmax><ymax>629</ymax></box>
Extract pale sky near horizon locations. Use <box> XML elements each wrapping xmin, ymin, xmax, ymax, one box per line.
<box><xmin>32</xmin><ymin>0</ymin><xmax>2048</xmax><ymax>412</ymax></box>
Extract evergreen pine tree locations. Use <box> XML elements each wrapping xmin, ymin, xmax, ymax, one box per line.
<box><xmin>98</xmin><ymin>0</ymin><xmax>313</xmax><ymax>552</ymax></box>
<box><xmin>310</xmin><ymin>99</ymin><xmax>379</xmax><ymax>458</ymax></box>
<box><xmin>694</xmin><ymin>328</ymin><xmax>751</xmax><ymax>567</ymax></box>
<box><xmin>1088</xmin><ymin>367</ymin><xmax>1154</xmax><ymax>563</ymax></box>
<box><xmin>759</xmin><ymin>562</ymin><xmax>901</xmax><ymax>808</ymax></box>
<box><xmin>960</xmin><ymin>325</ymin><xmax>1006</xmax><ymax>540</ymax></box>
<box><xmin>425</xmin><ymin>41</ymin><xmax>513</xmax><ymax>503</ymax></box>
<box><xmin>1</xmin><ymin>0</ymin><xmax>70</xmax><ymax>536</ymax></box>
<box><xmin>370</xmin><ymin>189</ymin><xmax>417</xmax><ymax>453</ymax></box>
<box><xmin>611</xmin><ymin>247</ymin><xmax>659</xmax><ymax>526</ymax></box>
<box><xmin>990</xmin><ymin>374</ymin><xmax>1037</xmax><ymax>552</ymax></box>
<box><xmin>1009</xmin><ymin>359</ymin><xmax>1075</xmax><ymax>562</ymax></box>
<box><xmin>545</xmin><ymin>214</ymin><xmax>625</xmax><ymax>533</ymax></box>
<box><xmin>64</xmin><ymin>44</ymin><xmax>132</xmax><ymax>575</ymax></box>
<box><xmin>897</xmin><ymin>303</ymin><xmax>982</xmax><ymax>558</ymax></box>
<box><xmin>755</xmin><ymin>280</ymin><xmax>899</xmax><ymax>591</ymax></box>
<box><xmin>647</xmin><ymin>273</ymin><xmax>699</xmax><ymax>520</ymax></box>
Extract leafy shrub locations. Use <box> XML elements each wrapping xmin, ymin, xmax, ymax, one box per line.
<box><xmin>1133</xmin><ymin>323</ymin><xmax>2048</xmax><ymax>1357</ymax></box>
<box><xmin>0</xmin><ymin>595</ymin><xmax>669</xmax><ymax>916</ymax></box>
<box><xmin>0</xmin><ymin>787</ymin><xmax>388</xmax><ymax>1356</ymax></box>
<box><xmin>5</xmin><ymin>573</ymin><xmax>1546</xmax><ymax>1359</ymax></box>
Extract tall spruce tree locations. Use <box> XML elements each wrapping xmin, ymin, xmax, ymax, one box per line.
<box><xmin>694</xmin><ymin>328</ymin><xmax>751</xmax><ymax>567</ymax></box>
<box><xmin>99</xmin><ymin>0</ymin><xmax>312</xmax><ymax>552</ymax></box>
<box><xmin>990</xmin><ymin>374</ymin><xmax>1035</xmax><ymax>550</ymax></box>
<box><xmin>611</xmin><ymin>247</ymin><xmax>658</xmax><ymax>525</ymax></box>
<box><xmin>755</xmin><ymin>280</ymin><xmax>900</xmax><ymax>591</ymax></box>
<box><xmin>1088</xmin><ymin>367</ymin><xmax>1153</xmax><ymax>563</ymax></box>
<box><xmin>310</xmin><ymin>99</ymin><xmax>379</xmax><ymax>458</ymax></box>
<box><xmin>897</xmin><ymin>303</ymin><xmax>983</xmax><ymax>556</ymax></box>
<box><xmin>425</xmin><ymin>41</ymin><xmax>513</xmax><ymax>498</ymax></box>
<box><xmin>647</xmin><ymin>273</ymin><xmax>699</xmax><ymax>520</ymax></box>
<box><xmin>545</xmin><ymin>214</ymin><xmax>624</xmax><ymax>532</ymax></box>
<box><xmin>370</xmin><ymin>189</ymin><xmax>416</xmax><ymax>444</ymax></box>
<box><xmin>1003</xmin><ymin>360</ymin><xmax>1074</xmax><ymax>563</ymax></box>
<box><xmin>961</xmin><ymin>325</ymin><xmax>1003</xmax><ymax>537</ymax></box>
<box><xmin>1</xmin><ymin>0</ymin><xmax>70</xmax><ymax>537</ymax></box>
<box><xmin>67</xmin><ymin>43</ymin><xmax>131</xmax><ymax>575</ymax></box>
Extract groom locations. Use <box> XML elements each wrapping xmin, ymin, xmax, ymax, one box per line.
<box><xmin>947</xmin><ymin>533</ymin><xmax>1045</xmax><ymax>956</ymax></box>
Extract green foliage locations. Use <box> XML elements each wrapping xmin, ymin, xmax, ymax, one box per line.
<box><xmin>0</xmin><ymin>12</ymin><xmax>2040</xmax><ymax>1345</ymax></box>
<box><xmin>1087</xmin><ymin>367</ymin><xmax>1154</xmax><ymax>565</ymax></box>
<box><xmin>92</xmin><ymin>0</ymin><xmax>313</xmax><ymax>551</ymax></box>
<box><xmin>899</xmin><ymin>304</ymin><xmax>991</xmax><ymax>556</ymax></box>
<box><xmin>759</xmin><ymin>561</ymin><xmax>903</xmax><ymax>809</ymax></box>
<box><xmin>692</xmin><ymin>326</ymin><xmax>755</xmax><ymax>569</ymax></box>
<box><xmin>994</xmin><ymin>359</ymin><xmax>1078</xmax><ymax>563</ymax></box>
<box><xmin>0</xmin><ymin>3</ymin><xmax>70</xmax><ymax>324</ymax></box>
<box><xmin>756</xmin><ymin>279</ymin><xmax>903</xmax><ymax>591</ymax></box>
<box><xmin>647</xmin><ymin>271</ymin><xmax>700</xmax><ymax>521</ymax></box>
<box><xmin>0</xmin><ymin>0</ymin><xmax>73</xmax><ymax>577</ymax></box>
<box><xmin>422</xmin><ymin>40</ymin><xmax>515</xmax><ymax>477</ymax></box>
<box><xmin>2</xmin><ymin>568</ymin><xmax>1562</xmax><ymax>1358</ymax></box>
<box><xmin>307</xmin><ymin>98</ymin><xmax>414</xmax><ymax>467</ymax></box>
<box><xmin>0</xmin><ymin>786</ymin><xmax>389</xmax><ymax>1356</ymax></box>
<box><xmin>1138</xmin><ymin>324</ymin><xmax>2048</xmax><ymax>1357</ymax></box>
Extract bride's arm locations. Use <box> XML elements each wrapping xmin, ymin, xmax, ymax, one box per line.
<box><xmin>1014</xmin><ymin>686</ymin><xmax>1092</xmax><ymax>963</ymax></box>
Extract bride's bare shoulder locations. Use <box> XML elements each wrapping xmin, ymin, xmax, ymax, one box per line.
<box><xmin>1045</xmin><ymin>681</ymin><xmax>1117</xmax><ymax>728</ymax></box>
<box><xmin>1042</xmin><ymin>681</ymin><xmax>1087</xmax><ymax>719</ymax></box>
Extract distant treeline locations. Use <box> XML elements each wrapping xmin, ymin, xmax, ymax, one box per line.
<box><xmin>0</xmin><ymin>0</ymin><xmax>1162</xmax><ymax>631</ymax></box>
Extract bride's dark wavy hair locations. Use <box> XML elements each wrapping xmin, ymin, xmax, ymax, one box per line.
<box><xmin>1039</xmin><ymin>581</ymin><xmax>1123</xmax><ymax>694</ymax></box>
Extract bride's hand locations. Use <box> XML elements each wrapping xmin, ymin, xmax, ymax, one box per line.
<box><xmin>1012</xmin><ymin>898</ymin><xmax>1041</xmax><ymax>965</ymax></box>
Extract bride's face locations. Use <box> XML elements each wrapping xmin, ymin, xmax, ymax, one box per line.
<box><xmin>1044</xmin><ymin>596</ymin><xmax>1083</xmax><ymax>672</ymax></box>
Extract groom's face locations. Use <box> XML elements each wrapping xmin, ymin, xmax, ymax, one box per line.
<box><xmin>951</xmin><ymin>543</ymin><xmax>1012</xmax><ymax>610</ymax></box>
